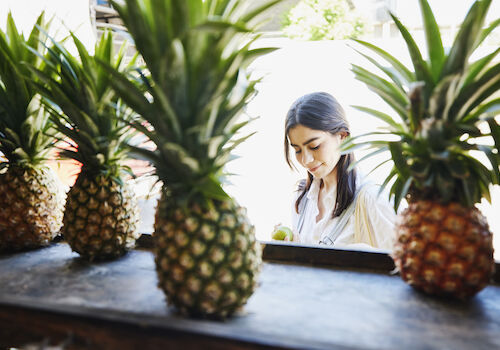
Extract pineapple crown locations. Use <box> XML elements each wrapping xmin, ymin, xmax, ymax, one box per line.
<box><xmin>102</xmin><ymin>0</ymin><xmax>281</xmax><ymax>203</ymax></box>
<box><xmin>346</xmin><ymin>0</ymin><xmax>500</xmax><ymax>209</ymax></box>
<box><xmin>27</xmin><ymin>30</ymin><xmax>138</xmax><ymax>182</ymax></box>
<box><xmin>0</xmin><ymin>12</ymin><xmax>56</xmax><ymax>170</ymax></box>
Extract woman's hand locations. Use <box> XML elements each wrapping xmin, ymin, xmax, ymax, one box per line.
<box><xmin>271</xmin><ymin>224</ymin><xmax>294</xmax><ymax>241</ymax></box>
<box><xmin>284</xmin><ymin>229</ymin><xmax>300</xmax><ymax>242</ymax></box>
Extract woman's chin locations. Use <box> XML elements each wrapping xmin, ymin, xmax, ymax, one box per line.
<box><xmin>310</xmin><ymin>167</ymin><xmax>335</xmax><ymax>180</ymax></box>
<box><xmin>311</xmin><ymin>171</ymin><xmax>324</xmax><ymax>179</ymax></box>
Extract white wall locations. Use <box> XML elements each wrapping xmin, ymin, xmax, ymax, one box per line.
<box><xmin>0</xmin><ymin>0</ymin><xmax>95</xmax><ymax>50</ymax></box>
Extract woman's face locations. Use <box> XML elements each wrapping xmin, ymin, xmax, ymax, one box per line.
<box><xmin>288</xmin><ymin>125</ymin><xmax>344</xmax><ymax>181</ymax></box>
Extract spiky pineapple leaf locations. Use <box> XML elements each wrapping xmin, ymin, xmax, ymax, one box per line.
<box><xmin>393</xmin><ymin>176</ymin><xmax>413</xmax><ymax>211</ymax></box>
<box><xmin>352</xmin><ymin>38</ymin><xmax>414</xmax><ymax>83</ymax></box>
<box><xmin>440</xmin><ymin>0</ymin><xmax>491</xmax><ymax>78</ymax></box>
<box><xmin>478</xmin><ymin>144</ymin><xmax>499</xmax><ymax>184</ymax></box>
<box><xmin>352</xmin><ymin>107</ymin><xmax>406</xmax><ymax>133</ymax></box>
<box><xmin>128</xmin><ymin>144</ymin><xmax>162</xmax><ymax>165</ymax></box>
<box><xmin>476</xmin><ymin>17</ymin><xmax>500</xmax><ymax>49</ymax></box>
<box><xmin>390</xmin><ymin>13</ymin><xmax>434</xmax><ymax>90</ymax></box>
<box><xmin>351</xmin><ymin>0</ymin><xmax>499</xmax><ymax>209</ymax></box>
<box><xmin>455</xmin><ymin>62</ymin><xmax>500</xmax><ymax>121</ymax></box>
<box><xmin>388</xmin><ymin>141</ymin><xmax>410</xmax><ymax>178</ymax></box>
<box><xmin>195</xmin><ymin>19</ymin><xmax>250</xmax><ymax>33</ymax></box>
<box><xmin>349</xmin><ymin>46</ymin><xmax>406</xmax><ymax>92</ymax></box>
<box><xmin>241</xmin><ymin>0</ymin><xmax>282</xmax><ymax>24</ymax></box>
<box><xmin>195</xmin><ymin>174</ymin><xmax>230</xmax><ymax>201</ymax></box>
<box><xmin>351</xmin><ymin>65</ymin><xmax>408</xmax><ymax>106</ymax></box>
<box><xmin>379</xmin><ymin>167</ymin><xmax>398</xmax><ymax>198</ymax></box>
<box><xmin>106</xmin><ymin>0</ymin><xmax>281</xmax><ymax>201</ymax></box>
<box><xmin>351</xmin><ymin>64</ymin><xmax>408</xmax><ymax>119</ymax></box>
<box><xmin>418</xmin><ymin>0</ymin><xmax>445</xmax><ymax>80</ymax></box>
<box><xmin>341</xmin><ymin>137</ymin><xmax>395</xmax><ymax>153</ymax></box>
<box><xmin>27</xmin><ymin>30</ymin><xmax>137</xmax><ymax>178</ymax></box>
<box><xmin>487</xmin><ymin>118</ymin><xmax>500</xmax><ymax>153</ymax></box>
<box><xmin>462</xmin><ymin>47</ymin><xmax>500</xmax><ymax>87</ymax></box>
<box><xmin>347</xmin><ymin>146</ymin><xmax>389</xmax><ymax>172</ymax></box>
<box><xmin>0</xmin><ymin>12</ymin><xmax>56</xmax><ymax>167</ymax></box>
<box><xmin>97</xmin><ymin>62</ymin><xmax>153</xmax><ymax>119</ymax></box>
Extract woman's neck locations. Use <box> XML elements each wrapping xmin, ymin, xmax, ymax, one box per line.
<box><xmin>320</xmin><ymin>168</ymin><xmax>338</xmax><ymax>193</ymax></box>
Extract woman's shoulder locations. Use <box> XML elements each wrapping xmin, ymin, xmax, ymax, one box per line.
<box><xmin>356</xmin><ymin>176</ymin><xmax>391</xmax><ymax>207</ymax></box>
<box><xmin>355</xmin><ymin>184</ymin><xmax>397</xmax><ymax>225</ymax></box>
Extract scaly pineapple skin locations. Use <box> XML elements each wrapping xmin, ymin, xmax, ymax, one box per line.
<box><xmin>154</xmin><ymin>193</ymin><xmax>262</xmax><ymax>319</ymax></box>
<box><xmin>0</xmin><ymin>165</ymin><xmax>64</xmax><ymax>252</ymax></box>
<box><xmin>63</xmin><ymin>174</ymin><xmax>140</xmax><ymax>261</ymax></box>
<box><xmin>392</xmin><ymin>200</ymin><xmax>494</xmax><ymax>298</ymax></box>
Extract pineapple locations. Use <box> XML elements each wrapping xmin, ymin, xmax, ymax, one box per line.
<box><xmin>0</xmin><ymin>13</ymin><xmax>64</xmax><ymax>252</ymax></box>
<box><xmin>29</xmin><ymin>32</ymin><xmax>140</xmax><ymax>261</ymax></box>
<box><xmin>348</xmin><ymin>0</ymin><xmax>499</xmax><ymax>298</ymax></box>
<box><xmin>104</xmin><ymin>0</ymin><xmax>280</xmax><ymax>317</ymax></box>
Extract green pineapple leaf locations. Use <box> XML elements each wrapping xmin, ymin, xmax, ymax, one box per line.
<box><xmin>351</xmin><ymin>0</ymin><xmax>499</xmax><ymax>209</ymax></box>
<box><xmin>454</xmin><ymin>62</ymin><xmax>500</xmax><ymax>121</ymax></box>
<box><xmin>390</xmin><ymin>13</ymin><xmax>434</xmax><ymax>90</ymax></box>
<box><xmin>105</xmin><ymin>0</ymin><xmax>281</xmax><ymax>202</ymax></box>
<box><xmin>352</xmin><ymin>38</ymin><xmax>415</xmax><ymax>83</ymax></box>
<box><xmin>0</xmin><ymin>12</ymin><xmax>56</xmax><ymax>168</ymax></box>
<box><xmin>462</xmin><ymin>47</ymin><xmax>500</xmax><ymax>87</ymax></box>
<box><xmin>349</xmin><ymin>46</ymin><xmax>406</xmax><ymax>92</ymax></box>
<box><xmin>351</xmin><ymin>64</ymin><xmax>408</xmax><ymax>120</ymax></box>
<box><xmin>440</xmin><ymin>0</ymin><xmax>491</xmax><ymax>78</ymax></box>
<box><xmin>26</xmin><ymin>30</ymin><xmax>137</xmax><ymax>179</ymax></box>
<box><xmin>418</xmin><ymin>0</ymin><xmax>445</xmax><ymax>80</ymax></box>
<box><xmin>475</xmin><ymin>17</ymin><xmax>500</xmax><ymax>49</ymax></box>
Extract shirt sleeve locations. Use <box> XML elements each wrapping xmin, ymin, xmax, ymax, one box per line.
<box><xmin>353</xmin><ymin>185</ymin><xmax>397</xmax><ymax>250</ymax></box>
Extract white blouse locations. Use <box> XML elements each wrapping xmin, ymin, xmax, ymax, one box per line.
<box><xmin>291</xmin><ymin>176</ymin><xmax>396</xmax><ymax>250</ymax></box>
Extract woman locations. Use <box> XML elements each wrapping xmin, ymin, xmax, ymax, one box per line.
<box><xmin>284</xmin><ymin>92</ymin><xmax>396</xmax><ymax>250</ymax></box>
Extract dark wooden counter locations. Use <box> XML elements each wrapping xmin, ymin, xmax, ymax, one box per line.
<box><xmin>0</xmin><ymin>243</ymin><xmax>499</xmax><ymax>350</ymax></box>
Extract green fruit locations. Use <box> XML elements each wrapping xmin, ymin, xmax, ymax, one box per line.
<box><xmin>272</xmin><ymin>225</ymin><xmax>293</xmax><ymax>241</ymax></box>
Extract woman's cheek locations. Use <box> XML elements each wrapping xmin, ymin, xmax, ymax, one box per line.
<box><xmin>295</xmin><ymin>153</ymin><xmax>304</xmax><ymax>167</ymax></box>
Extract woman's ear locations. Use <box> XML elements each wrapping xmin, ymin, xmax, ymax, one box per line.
<box><xmin>339</xmin><ymin>131</ymin><xmax>349</xmax><ymax>140</ymax></box>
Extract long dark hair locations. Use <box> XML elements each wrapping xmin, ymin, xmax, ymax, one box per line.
<box><xmin>284</xmin><ymin>92</ymin><xmax>357</xmax><ymax>218</ymax></box>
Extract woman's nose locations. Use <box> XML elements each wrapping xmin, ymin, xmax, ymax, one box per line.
<box><xmin>302</xmin><ymin>150</ymin><xmax>313</xmax><ymax>165</ymax></box>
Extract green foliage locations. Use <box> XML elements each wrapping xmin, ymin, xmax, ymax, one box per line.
<box><xmin>282</xmin><ymin>0</ymin><xmax>366</xmax><ymax>41</ymax></box>
<box><xmin>103</xmin><ymin>0</ymin><xmax>281</xmax><ymax>202</ymax></box>
<box><xmin>347</xmin><ymin>0</ymin><xmax>500</xmax><ymax>209</ymax></box>
<box><xmin>27</xmin><ymin>31</ymin><xmax>138</xmax><ymax>179</ymax></box>
<box><xmin>0</xmin><ymin>12</ymin><xmax>56</xmax><ymax>168</ymax></box>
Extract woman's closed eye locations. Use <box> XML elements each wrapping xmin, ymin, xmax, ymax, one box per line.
<box><xmin>295</xmin><ymin>144</ymin><xmax>320</xmax><ymax>154</ymax></box>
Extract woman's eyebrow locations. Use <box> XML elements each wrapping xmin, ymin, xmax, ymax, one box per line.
<box><xmin>290</xmin><ymin>137</ymin><xmax>319</xmax><ymax>147</ymax></box>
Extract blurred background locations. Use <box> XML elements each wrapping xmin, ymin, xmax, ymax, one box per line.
<box><xmin>1</xmin><ymin>0</ymin><xmax>499</xmax><ymax>257</ymax></box>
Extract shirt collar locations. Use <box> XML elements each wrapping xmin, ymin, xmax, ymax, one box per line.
<box><xmin>306</xmin><ymin>178</ymin><xmax>321</xmax><ymax>200</ymax></box>
<box><xmin>307</xmin><ymin>177</ymin><xmax>337</xmax><ymax>202</ymax></box>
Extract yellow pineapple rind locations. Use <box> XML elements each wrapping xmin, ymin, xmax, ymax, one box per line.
<box><xmin>392</xmin><ymin>200</ymin><xmax>494</xmax><ymax>298</ymax></box>
<box><xmin>63</xmin><ymin>174</ymin><xmax>140</xmax><ymax>261</ymax></box>
<box><xmin>0</xmin><ymin>165</ymin><xmax>64</xmax><ymax>252</ymax></box>
<box><xmin>154</xmin><ymin>194</ymin><xmax>262</xmax><ymax>319</ymax></box>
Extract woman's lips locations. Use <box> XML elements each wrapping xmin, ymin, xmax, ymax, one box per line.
<box><xmin>308</xmin><ymin>164</ymin><xmax>321</xmax><ymax>173</ymax></box>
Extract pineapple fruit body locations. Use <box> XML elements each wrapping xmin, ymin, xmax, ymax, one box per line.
<box><xmin>63</xmin><ymin>174</ymin><xmax>140</xmax><ymax>261</ymax></box>
<box><xmin>392</xmin><ymin>201</ymin><xmax>494</xmax><ymax>298</ymax></box>
<box><xmin>0</xmin><ymin>165</ymin><xmax>64</xmax><ymax>252</ymax></box>
<box><xmin>154</xmin><ymin>192</ymin><xmax>262</xmax><ymax>318</ymax></box>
